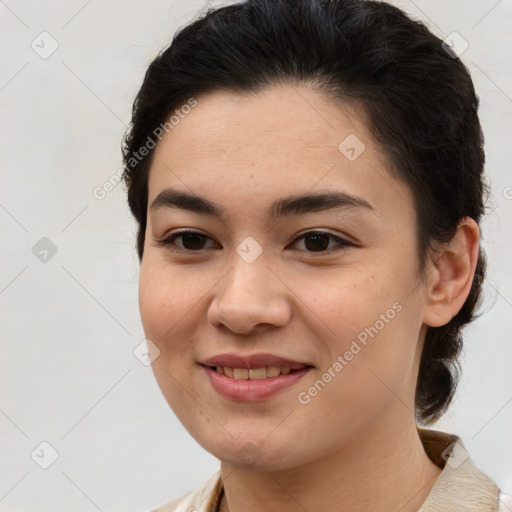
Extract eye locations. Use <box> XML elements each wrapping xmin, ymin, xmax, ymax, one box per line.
<box><xmin>154</xmin><ymin>231</ymin><xmax>216</xmax><ymax>251</ymax></box>
<box><xmin>154</xmin><ymin>230</ymin><xmax>354</xmax><ymax>254</ymax></box>
<box><xmin>290</xmin><ymin>231</ymin><xmax>354</xmax><ymax>253</ymax></box>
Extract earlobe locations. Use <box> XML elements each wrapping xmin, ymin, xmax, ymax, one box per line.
<box><xmin>422</xmin><ymin>218</ymin><xmax>480</xmax><ymax>328</ymax></box>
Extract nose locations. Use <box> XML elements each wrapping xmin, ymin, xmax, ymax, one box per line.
<box><xmin>207</xmin><ymin>250</ymin><xmax>292</xmax><ymax>335</ymax></box>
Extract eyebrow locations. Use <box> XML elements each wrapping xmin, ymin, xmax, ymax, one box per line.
<box><xmin>150</xmin><ymin>188</ymin><xmax>375</xmax><ymax>220</ymax></box>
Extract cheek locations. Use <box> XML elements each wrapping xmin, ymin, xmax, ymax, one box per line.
<box><xmin>138</xmin><ymin>259</ymin><xmax>202</xmax><ymax>362</ymax></box>
<box><xmin>138</xmin><ymin>260</ymin><xmax>206</xmax><ymax>420</ymax></box>
<box><xmin>303</xmin><ymin>268</ymin><xmax>396</xmax><ymax>353</ymax></box>
<box><xmin>304</xmin><ymin>262</ymin><xmax>421</xmax><ymax>406</ymax></box>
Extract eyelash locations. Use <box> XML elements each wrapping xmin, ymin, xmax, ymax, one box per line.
<box><xmin>154</xmin><ymin>230</ymin><xmax>354</xmax><ymax>255</ymax></box>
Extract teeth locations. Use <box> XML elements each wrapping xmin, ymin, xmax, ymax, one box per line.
<box><xmin>266</xmin><ymin>366</ymin><xmax>281</xmax><ymax>377</ymax></box>
<box><xmin>214</xmin><ymin>366</ymin><xmax>297</xmax><ymax>379</ymax></box>
<box><xmin>233</xmin><ymin>368</ymin><xmax>249</xmax><ymax>380</ymax></box>
<box><xmin>249</xmin><ymin>368</ymin><xmax>266</xmax><ymax>380</ymax></box>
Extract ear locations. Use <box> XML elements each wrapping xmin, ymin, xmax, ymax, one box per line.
<box><xmin>422</xmin><ymin>217</ymin><xmax>480</xmax><ymax>327</ymax></box>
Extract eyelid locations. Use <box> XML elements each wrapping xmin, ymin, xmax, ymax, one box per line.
<box><xmin>154</xmin><ymin>229</ymin><xmax>217</xmax><ymax>250</ymax></box>
<box><xmin>289</xmin><ymin>230</ymin><xmax>355</xmax><ymax>255</ymax></box>
<box><xmin>293</xmin><ymin>228</ymin><xmax>357</xmax><ymax>246</ymax></box>
<box><xmin>154</xmin><ymin>229</ymin><xmax>355</xmax><ymax>253</ymax></box>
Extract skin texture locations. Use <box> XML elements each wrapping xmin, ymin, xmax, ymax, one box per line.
<box><xmin>138</xmin><ymin>85</ymin><xmax>480</xmax><ymax>511</ymax></box>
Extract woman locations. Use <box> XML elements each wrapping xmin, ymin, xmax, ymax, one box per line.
<box><xmin>122</xmin><ymin>0</ymin><xmax>510</xmax><ymax>510</ymax></box>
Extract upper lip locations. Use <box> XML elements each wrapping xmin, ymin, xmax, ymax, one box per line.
<box><xmin>201</xmin><ymin>353</ymin><xmax>311</xmax><ymax>370</ymax></box>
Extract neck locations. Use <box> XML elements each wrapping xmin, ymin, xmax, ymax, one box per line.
<box><xmin>219</xmin><ymin>414</ymin><xmax>442</xmax><ymax>512</ymax></box>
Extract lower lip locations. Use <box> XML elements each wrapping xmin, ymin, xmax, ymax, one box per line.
<box><xmin>203</xmin><ymin>366</ymin><xmax>312</xmax><ymax>401</ymax></box>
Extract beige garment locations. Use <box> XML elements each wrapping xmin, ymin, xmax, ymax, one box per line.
<box><xmin>150</xmin><ymin>428</ymin><xmax>509</xmax><ymax>512</ymax></box>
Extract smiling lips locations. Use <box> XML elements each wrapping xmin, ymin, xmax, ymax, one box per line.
<box><xmin>201</xmin><ymin>353</ymin><xmax>313</xmax><ymax>401</ymax></box>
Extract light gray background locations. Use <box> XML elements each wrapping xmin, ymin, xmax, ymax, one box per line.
<box><xmin>1</xmin><ymin>1</ymin><xmax>511</xmax><ymax>510</ymax></box>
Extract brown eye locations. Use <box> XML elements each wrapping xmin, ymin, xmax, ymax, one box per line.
<box><xmin>303</xmin><ymin>233</ymin><xmax>331</xmax><ymax>251</ymax></box>
<box><xmin>155</xmin><ymin>231</ymin><xmax>216</xmax><ymax>251</ymax></box>
<box><xmin>290</xmin><ymin>231</ymin><xmax>353</xmax><ymax>253</ymax></box>
<box><xmin>178</xmin><ymin>232</ymin><xmax>209</xmax><ymax>250</ymax></box>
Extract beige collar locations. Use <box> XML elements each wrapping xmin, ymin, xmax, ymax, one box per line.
<box><xmin>417</xmin><ymin>427</ymin><xmax>500</xmax><ymax>511</ymax></box>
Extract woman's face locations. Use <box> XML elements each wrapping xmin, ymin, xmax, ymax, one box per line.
<box><xmin>138</xmin><ymin>85</ymin><xmax>430</xmax><ymax>471</ymax></box>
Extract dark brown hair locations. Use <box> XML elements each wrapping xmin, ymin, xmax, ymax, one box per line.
<box><xmin>122</xmin><ymin>0</ymin><xmax>488</xmax><ymax>424</ymax></box>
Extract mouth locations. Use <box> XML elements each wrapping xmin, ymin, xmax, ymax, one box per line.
<box><xmin>200</xmin><ymin>352</ymin><xmax>313</xmax><ymax>377</ymax></box>
<box><xmin>200</xmin><ymin>353</ymin><xmax>314</xmax><ymax>401</ymax></box>
<box><xmin>204</xmin><ymin>365</ymin><xmax>304</xmax><ymax>380</ymax></box>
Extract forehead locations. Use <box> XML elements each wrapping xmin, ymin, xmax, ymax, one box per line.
<box><xmin>147</xmin><ymin>84</ymin><xmax>414</xmax><ymax>224</ymax></box>
<box><xmin>151</xmin><ymin>85</ymin><xmax>375</xmax><ymax>169</ymax></box>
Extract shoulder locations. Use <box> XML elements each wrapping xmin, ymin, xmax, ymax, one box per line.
<box><xmin>417</xmin><ymin>427</ymin><xmax>507</xmax><ymax>511</ymax></box>
<box><xmin>148</xmin><ymin>470</ymin><xmax>223</xmax><ymax>512</ymax></box>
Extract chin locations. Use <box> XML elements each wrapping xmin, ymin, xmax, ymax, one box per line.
<box><xmin>196</xmin><ymin>432</ymin><xmax>308</xmax><ymax>472</ymax></box>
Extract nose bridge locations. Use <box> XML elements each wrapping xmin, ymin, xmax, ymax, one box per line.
<box><xmin>207</xmin><ymin>242</ymin><xmax>290</xmax><ymax>333</ymax></box>
<box><xmin>222</xmin><ymin>234</ymin><xmax>269</xmax><ymax>296</ymax></box>
<box><xmin>220</xmin><ymin>244</ymin><xmax>272</xmax><ymax>308</ymax></box>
